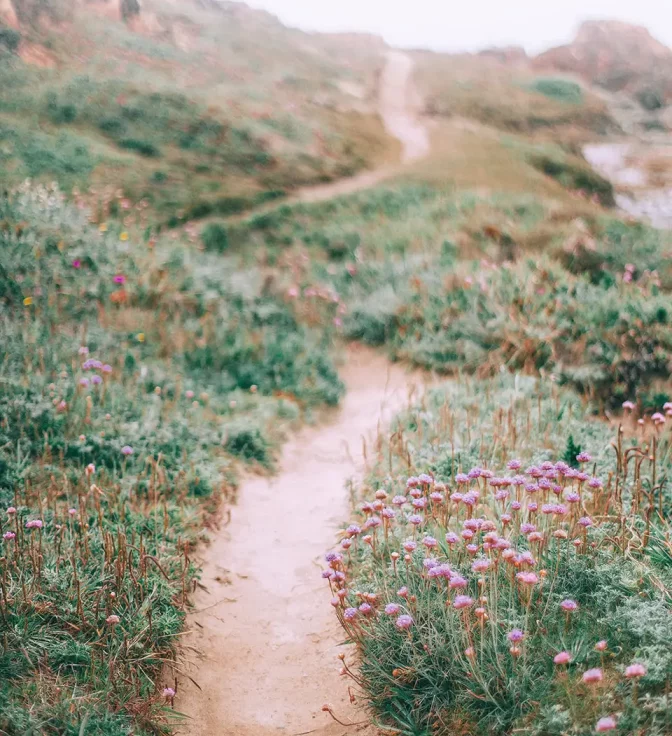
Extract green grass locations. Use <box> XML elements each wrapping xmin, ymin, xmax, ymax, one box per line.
<box><xmin>528</xmin><ymin>78</ymin><xmax>584</xmax><ymax>106</ymax></box>
<box><xmin>325</xmin><ymin>376</ymin><xmax>672</xmax><ymax>736</ymax></box>
<box><xmin>0</xmin><ymin>182</ymin><xmax>343</xmax><ymax>733</ymax></box>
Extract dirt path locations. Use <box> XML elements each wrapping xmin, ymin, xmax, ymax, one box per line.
<box><xmin>175</xmin><ymin>346</ymin><xmax>428</xmax><ymax>735</ymax></box>
<box><xmin>296</xmin><ymin>51</ymin><xmax>429</xmax><ymax>203</ymax></box>
<box><xmin>174</xmin><ymin>53</ymin><xmax>431</xmax><ymax>736</ymax></box>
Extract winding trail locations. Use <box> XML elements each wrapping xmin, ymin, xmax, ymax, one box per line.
<box><xmin>175</xmin><ymin>53</ymin><xmax>430</xmax><ymax>735</ymax></box>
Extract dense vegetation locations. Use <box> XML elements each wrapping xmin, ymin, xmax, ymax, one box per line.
<box><xmin>325</xmin><ymin>378</ymin><xmax>672</xmax><ymax>735</ymax></box>
<box><xmin>0</xmin><ymin>183</ymin><xmax>341</xmax><ymax>734</ymax></box>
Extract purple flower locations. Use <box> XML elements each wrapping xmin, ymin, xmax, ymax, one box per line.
<box><xmin>25</xmin><ymin>519</ymin><xmax>43</xmax><ymax>529</ymax></box>
<box><xmin>508</xmin><ymin>629</ymin><xmax>524</xmax><ymax>642</ymax></box>
<box><xmin>79</xmin><ymin>378</ymin><xmax>89</xmax><ymax>388</ymax></box>
<box><xmin>578</xmin><ymin>516</ymin><xmax>593</xmax><ymax>528</ymax></box>
<box><xmin>561</xmin><ymin>599</ymin><xmax>578</xmax><ymax>612</ymax></box>
<box><xmin>422</xmin><ymin>535</ymin><xmax>438</xmax><ymax>548</ymax></box>
<box><xmin>392</xmin><ymin>495</ymin><xmax>407</xmax><ymax>506</ymax></box>
<box><xmin>507</xmin><ymin>459</ymin><xmax>522</xmax><ymax>470</ymax></box>
<box><xmin>91</xmin><ymin>375</ymin><xmax>102</xmax><ymax>385</ymax></box>
<box><xmin>408</xmin><ymin>514</ymin><xmax>423</xmax><ymax>526</ymax></box>
<box><xmin>343</xmin><ymin>607</ymin><xmax>358</xmax><ymax>622</ymax></box>
<box><xmin>358</xmin><ymin>602</ymin><xmax>373</xmax><ymax>616</ymax></box>
<box><xmin>72</xmin><ymin>259</ymin><xmax>82</xmax><ymax>269</ymax></box>
<box><xmin>346</xmin><ymin>524</ymin><xmax>361</xmax><ymax>537</ymax></box>
<box><xmin>449</xmin><ymin>574</ymin><xmax>467</xmax><ymax>589</ymax></box>
<box><xmin>576</xmin><ymin>451</ymin><xmax>592</xmax><ymax>463</ymax></box>
<box><xmin>395</xmin><ymin>614</ymin><xmax>413</xmax><ymax>629</ymax></box>
<box><xmin>384</xmin><ymin>603</ymin><xmax>401</xmax><ymax>616</ymax></box>
<box><xmin>121</xmin><ymin>445</ymin><xmax>134</xmax><ymax>456</ymax></box>
<box><xmin>453</xmin><ymin>595</ymin><xmax>473</xmax><ymax>609</ymax></box>
<box><xmin>113</xmin><ymin>275</ymin><xmax>126</xmax><ymax>284</ymax></box>
<box><xmin>445</xmin><ymin>531</ymin><xmax>459</xmax><ymax>544</ymax></box>
<box><xmin>102</xmin><ymin>364</ymin><xmax>113</xmax><ymax>374</ymax></box>
<box><xmin>588</xmin><ymin>477</ymin><xmax>603</xmax><ymax>489</ymax></box>
<box><xmin>3</xmin><ymin>531</ymin><xmax>15</xmax><ymax>541</ymax></box>
<box><xmin>455</xmin><ymin>473</ymin><xmax>469</xmax><ymax>484</ymax></box>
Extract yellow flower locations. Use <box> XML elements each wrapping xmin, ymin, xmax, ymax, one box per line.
<box><xmin>136</xmin><ymin>333</ymin><xmax>145</xmax><ymax>343</ymax></box>
<box><xmin>57</xmin><ymin>240</ymin><xmax>65</xmax><ymax>251</ymax></box>
<box><xmin>23</xmin><ymin>296</ymin><xmax>33</xmax><ymax>306</ymax></box>
<box><xmin>120</xmin><ymin>232</ymin><xmax>129</xmax><ymax>241</ymax></box>
<box><xmin>99</xmin><ymin>223</ymin><xmax>108</xmax><ymax>232</ymax></box>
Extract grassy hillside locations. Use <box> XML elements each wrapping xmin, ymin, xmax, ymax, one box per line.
<box><xmin>0</xmin><ymin>0</ymin><xmax>397</xmax><ymax>222</ymax></box>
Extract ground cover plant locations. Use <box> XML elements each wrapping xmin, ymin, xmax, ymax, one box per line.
<box><xmin>0</xmin><ymin>181</ymin><xmax>343</xmax><ymax>734</ymax></box>
<box><xmin>324</xmin><ymin>377</ymin><xmax>672</xmax><ymax>735</ymax></box>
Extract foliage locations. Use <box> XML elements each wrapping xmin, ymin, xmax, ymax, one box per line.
<box><xmin>324</xmin><ymin>378</ymin><xmax>672</xmax><ymax>735</ymax></box>
<box><xmin>528</xmin><ymin>78</ymin><xmax>584</xmax><ymax>105</ymax></box>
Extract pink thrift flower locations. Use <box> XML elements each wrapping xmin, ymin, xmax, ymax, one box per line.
<box><xmin>453</xmin><ymin>595</ymin><xmax>473</xmax><ymax>609</ymax></box>
<box><xmin>113</xmin><ymin>275</ymin><xmax>126</xmax><ymax>284</ymax></box>
<box><xmin>554</xmin><ymin>651</ymin><xmax>572</xmax><ymax>665</ymax></box>
<box><xmin>595</xmin><ymin>716</ymin><xmax>617</xmax><ymax>732</ymax></box>
<box><xmin>106</xmin><ymin>614</ymin><xmax>120</xmax><ymax>625</ymax></box>
<box><xmin>561</xmin><ymin>599</ymin><xmax>578</xmax><ymax>612</ymax></box>
<box><xmin>595</xmin><ymin>640</ymin><xmax>607</xmax><ymax>651</ymax></box>
<box><xmin>395</xmin><ymin>614</ymin><xmax>413</xmax><ymax>630</ymax></box>
<box><xmin>72</xmin><ymin>259</ymin><xmax>82</xmax><ymax>269</ymax></box>
<box><xmin>583</xmin><ymin>668</ymin><xmax>603</xmax><ymax>684</ymax></box>
<box><xmin>625</xmin><ymin>663</ymin><xmax>646</xmax><ymax>678</ymax></box>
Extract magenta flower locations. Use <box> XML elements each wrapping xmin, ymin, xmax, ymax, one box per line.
<box><xmin>384</xmin><ymin>603</ymin><xmax>401</xmax><ymax>616</ymax></box>
<box><xmin>507</xmin><ymin>629</ymin><xmax>524</xmax><ymax>643</ymax></box>
<box><xmin>449</xmin><ymin>574</ymin><xmax>467</xmax><ymax>589</ymax></box>
<box><xmin>72</xmin><ymin>259</ymin><xmax>81</xmax><ymax>269</ymax></box>
<box><xmin>561</xmin><ymin>599</ymin><xmax>578</xmax><ymax>612</ymax></box>
<box><xmin>576</xmin><ymin>451</ymin><xmax>592</xmax><ymax>463</ymax></box>
<box><xmin>583</xmin><ymin>668</ymin><xmax>603</xmax><ymax>684</ymax></box>
<box><xmin>3</xmin><ymin>531</ymin><xmax>15</xmax><ymax>541</ymax></box>
<box><xmin>471</xmin><ymin>558</ymin><xmax>490</xmax><ymax>573</ymax></box>
<box><xmin>622</xmin><ymin>400</ymin><xmax>635</xmax><ymax>410</ymax></box>
<box><xmin>395</xmin><ymin>614</ymin><xmax>413</xmax><ymax>630</ymax></box>
<box><xmin>113</xmin><ymin>275</ymin><xmax>126</xmax><ymax>284</ymax></box>
<box><xmin>121</xmin><ymin>445</ymin><xmax>134</xmax><ymax>456</ymax></box>
<box><xmin>422</xmin><ymin>535</ymin><xmax>438</xmax><ymax>548</ymax></box>
<box><xmin>578</xmin><ymin>516</ymin><xmax>593</xmax><ymax>528</ymax></box>
<box><xmin>595</xmin><ymin>640</ymin><xmax>607</xmax><ymax>651</ymax></box>
<box><xmin>163</xmin><ymin>687</ymin><xmax>176</xmax><ymax>699</ymax></box>
<box><xmin>25</xmin><ymin>519</ymin><xmax>43</xmax><ymax>529</ymax></box>
<box><xmin>6</xmin><ymin>507</ymin><xmax>16</xmax><ymax>515</ymax></box>
<box><xmin>595</xmin><ymin>716</ymin><xmax>617</xmax><ymax>732</ymax></box>
<box><xmin>516</xmin><ymin>571</ymin><xmax>538</xmax><ymax>585</ymax></box>
<box><xmin>625</xmin><ymin>663</ymin><xmax>646</xmax><ymax>678</ymax></box>
<box><xmin>453</xmin><ymin>595</ymin><xmax>473</xmax><ymax>609</ymax></box>
<box><xmin>554</xmin><ymin>651</ymin><xmax>572</xmax><ymax>665</ymax></box>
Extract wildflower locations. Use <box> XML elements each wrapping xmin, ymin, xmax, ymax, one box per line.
<box><xmin>392</xmin><ymin>495</ymin><xmax>407</xmax><ymax>506</ymax></box>
<box><xmin>91</xmin><ymin>375</ymin><xmax>102</xmax><ymax>385</ymax></box>
<box><xmin>343</xmin><ymin>607</ymin><xmax>358</xmax><ymax>622</ymax></box>
<box><xmin>652</xmin><ymin>412</ymin><xmax>665</xmax><ymax>425</ymax></box>
<box><xmin>397</xmin><ymin>586</ymin><xmax>408</xmax><ymax>598</ymax></box>
<box><xmin>358</xmin><ymin>603</ymin><xmax>374</xmax><ymax>616</ymax></box>
<box><xmin>68</xmin><ymin>508</ymin><xmax>77</xmax><ymax>516</ymax></box>
<box><xmin>583</xmin><ymin>668</ymin><xmax>603</xmax><ymax>684</ymax></box>
<box><xmin>471</xmin><ymin>558</ymin><xmax>490</xmax><ymax>573</ymax></box>
<box><xmin>588</xmin><ymin>477</ymin><xmax>603</xmax><ymax>489</ymax></box>
<box><xmin>121</xmin><ymin>445</ymin><xmax>134</xmax><ymax>455</ymax></box>
<box><xmin>430</xmin><ymin>491</ymin><xmax>444</xmax><ymax>503</ymax></box>
<box><xmin>72</xmin><ymin>259</ymin><xmax>81</xmax><ymax>268</ymax></box>
<box><xmin>576</xmin><ymin>452</ymin><xmax>592</xmax><ymax>463</ymax></box>
<box><xmin>507</xmin><ymin>459</ymin><xmax>522</xmax><ymax>470</ymax></box>
<box><xmin>453</xmin><ymin>595</ymin><xmax>473</xmax><ymax>609</ymax></box>
<box><xmin>622</xmin><ymin>401</ymin><xmax>635</xmax><ymax>410</ymax></box>
<box><xmin>402</xmin><ymin>540</ymin><xmax>417</xmax><ymax>552</ymax></box>
<box><xmin>449</xmin><ymin>575</ymin><xmax>467</xmax><ymax>589</ymax></box>
<box><xmin>554</xmin><ymin>651</ymin><xmax>572</xmax><ymax>665</ymax></box>
<box><xmin>528</xmin><ymin>531</ymin><xmax>544</xmax><ymax>543</ymax></box>
<box><xmin>395</xmin><ymin>614</ymin><xmax>413</xmax><ymax>629</ymax></box>
<box><xmin>455</xmin><ymin>473</ymin><xmax>469</xmax><ymax>484</ymax></box>
<box><xmin>561</xmin><ymin>599</ymin><xmax>578</xmax><ymax>612</ymax></box>
<box><xmin>422</xmin><ymin>535</ymin><xmax>438</xmax><ymax>548</ymax></box>
<box><xmin>163</xmin><ymin>687</ymin><xmax>176</xmax><ymax>699</ymax></box>
<box><xmin>408</xmin><ymin>514</ymin><xmax>423</xmax><ymax>526</ymax></box>
<box><xmin>384</xmin><ymin>603</ymin><xmax>401</xmax><ymax>616</ymax></box>
<box><xmin>25</xmin><ymin>519</ymin><xmax>43</xmax><ymax>529</ymax></box>
<box><xmin>78</xmin><ymin>346</ymin><xmax>89</xmax><ymax>355</ymax></box>
<box><xmin>3</xmin><ymin>531</ymin><xmax>15</xmax><ymax>541</ymax></box>
<box><xmin>6</xmin><ymin>507</ymin><xmax>16</xmax><ymax>515</ymax></box>
<box><xmin>346</xmin><ymin>524</ymin><xmax>361</xmax><ymax>537</ymax></box>
<box><xmin>578</xmin><ymin>516</ymin><xmax>593</xmax><ymax>528</ymax></box>
<box><xmin>464</xmin><ymin>646</ymin><xmax>475</xmax><ymax>657</ymax></box>
<box><xmin>106</xmin><ymin>614</ymin><xmax>120</xmax><ymax>625</ymax></box>
<box><xmin>113</xmin><ymin>274</ymin><xmax>126</xmax><ymax>284</ymax></box>
<box><xmin>500</xmin><ymin>513</ymin><xmax>512</xmax><ymax>524</ymax></box>
<box><xmin>595</xmin><ymin>717</ymin><xmax>617</xmax><ymax>732</ymax></box>
<box><xmin>23</xmin><ymin>296</ymin><xmax>33</xmax><ymax>306</ymax></box>
<box><xmin>79</xmin><ymin>378</ymin><xmax>89</xmax><ymax>388</ymax></box>
<box><xmin>625</xmin><ymin>663</ymin><xmax>646</xmax><ymax>678</ymax></box>
<box><xmin>516</xmin><ymin>572</ymin><xmax>538</xmax><ymax>585</ymax></box>
<box><xmin>445</xmin><ymin>531</ymin><xmax>459</xmax><ymax>545</ymax></box>
<box><xmin>595</xmin><ymin>640</ymin><xmax>607</xmax><ymax>651</ymax></box>
<box><xmin>508</xmin><ymin>629</ymin><xmax>524</xmax><ymax>643</ymax></box>
<box><xmin>120</xmin><ymin>232</ymin><xmax>129</xmax><ymax>241</ymax></box>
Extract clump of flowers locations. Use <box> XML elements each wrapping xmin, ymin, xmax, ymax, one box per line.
<box><xmin>324</xmin><ymin>451</ymin><xmax>668</xmax><ymax>735</ymax></box>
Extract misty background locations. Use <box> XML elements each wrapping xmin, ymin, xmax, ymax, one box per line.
<box><xmin>247</xmin><ymin>0</ymin><xmax>672</xmax><ymax>53</ymax></box>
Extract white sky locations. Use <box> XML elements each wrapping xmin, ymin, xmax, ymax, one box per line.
<box><xmin>246</xmin><ymin>0</ymin><xmax>672</xmax><ymax>54</ymax></box>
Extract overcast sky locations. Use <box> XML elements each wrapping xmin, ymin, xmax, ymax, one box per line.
<box><xmin>246</xmin><ymin>0</ymin><xmax>672</xmax><ymax>54</ymax></box>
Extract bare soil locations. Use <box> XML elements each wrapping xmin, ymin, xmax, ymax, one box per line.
<box><xmin>173</xmin><ymin>53</ymin><xmax>431</xmax><ymax>736</ymax></box>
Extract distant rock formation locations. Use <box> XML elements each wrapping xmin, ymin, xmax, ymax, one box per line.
<box><xmin>534</xmin><ymin>20</ymin><xmax>672</xmax><ymax>104</ymax></box>
<box><xmin>0</xmin><ymin>0</ymin><xmax>19</xmax><ymax>28</ymax></box>
<box><xmin>478</xmin><ymin>45</ymin><xmax>529</xmax><ymax>67</ymax></box>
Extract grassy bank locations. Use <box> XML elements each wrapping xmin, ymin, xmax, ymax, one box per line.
<box><xmin>325</xmin><ymin>377</ymin><xmax>672</xmax><ymax>735</ymax></box>
<box><xmin>0</xmin><ymin>183</ymin><xmax>342</xmax><ymax>734</ymax></box>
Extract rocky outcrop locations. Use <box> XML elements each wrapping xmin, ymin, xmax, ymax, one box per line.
<box><xmin>534</xmin><ymin>20</ymin><xmax>672</xmax><ymax>103</ymax></box>
<box><xmin>478</xmin><ymin>45</ymin><xmax>528</xmax><ymax>67</ymax></box>
<box><xmin>0</xmin><ymin>0</ymin><xmax>19</xmax><ymax>28</ymax></box>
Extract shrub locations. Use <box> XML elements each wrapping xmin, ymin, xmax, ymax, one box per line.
<box><xmin>0</xmin><ymin>27</ymin><xmax>21</xmax><ymax>54</ymax></box>
<box><xmin>201</xmin><ymin>222</ymin><xmax>229</xmax><ymax>252</ymax></box>
<box><xmin>528</xmin><ymin>153</ymin><xmax>615</xmax><ymax>206</ymax></box>
<box><xmin>529</xmin><ymin>78</ymin><xmax>583</xmax><ymax>105</ymax></box>
<box><xmin>118</xmin><ymin>137</ymin><xmax>161</xmax><ymax>157</ymax></box>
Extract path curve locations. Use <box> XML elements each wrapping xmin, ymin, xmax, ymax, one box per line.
<box><xmin>296</xmin><ymin>51</ymin><xmax>429</xmax><ymax>203</ymax></box>
<box><xmin>174</xmin><ymin>53</ymin><xmax>431</xmax><ymax>736</ymax></box>
<box><xmin>175</xmin><ymin>346</ymin><xmax>428</xmax><ymax>735</ymax></box>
